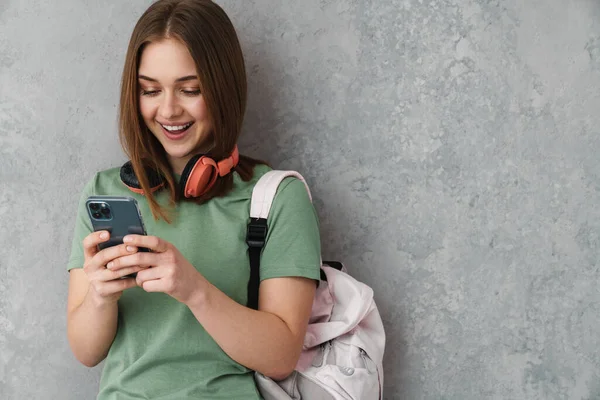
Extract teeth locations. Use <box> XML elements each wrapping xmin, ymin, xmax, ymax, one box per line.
<box><xmin>162</xmin><ymin>123</ymin><xmax>192</xmax><ymax>131</ymax></box>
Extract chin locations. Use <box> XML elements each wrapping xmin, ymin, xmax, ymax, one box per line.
<box><xmin>162</xmin><ymin>145</ymin><xmax>196</xmax><ymax>160</ymax></box>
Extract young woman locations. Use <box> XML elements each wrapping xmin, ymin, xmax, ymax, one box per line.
<box><xmin>65</xmin><ymin>1</ymin><xmax>321</xmax><ymax>398</ymax></box>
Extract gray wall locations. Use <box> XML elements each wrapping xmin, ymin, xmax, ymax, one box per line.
<box><xmin>1</xmin><ymin>0</ymin><xmax>599</xmax><ymax>399</ymax></box>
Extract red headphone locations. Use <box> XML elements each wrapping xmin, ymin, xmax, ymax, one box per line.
<box><xmin>120</xmin><ymin>146</ymin><xmax>240</xmax><ymax>198</ymax></box>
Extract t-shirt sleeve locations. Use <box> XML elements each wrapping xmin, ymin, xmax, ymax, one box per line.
<box><xmin>66</xmin><ymin>174</ymin><xmax>97</xmax><ymax>271</ymax></box>
<box><xmin>258</xmin><ymin>177</ymin><xmax>322</xmax><ymax>282</ymax></box>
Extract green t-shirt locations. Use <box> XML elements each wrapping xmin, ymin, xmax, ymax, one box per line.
<box><xmin>67</xmin><ymin>164</ymin><xmax>321</xmax><ymax>400</ymax></box>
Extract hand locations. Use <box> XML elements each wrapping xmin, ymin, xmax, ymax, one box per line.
<box><xmin>105</xmin><ymin>234</ymin><xmax>206</xmax><ymax>305</ymax></box>
<box><xmin>82</xmin><ymin>231</ymin><xmax>147</xmax><ymax>306</ymax></box>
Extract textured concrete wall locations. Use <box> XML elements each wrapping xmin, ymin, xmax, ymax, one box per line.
<box><xmin>2</xmin><ymin>0</ymin><xmax>600</xmax><ymax>399</ymax></box>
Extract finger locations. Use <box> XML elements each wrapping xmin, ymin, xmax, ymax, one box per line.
<box><xmin>106</xmin><ymin>251</ymin><xmax>155</xmax><ymax>271</ymax></box>
<box><xmin>135</xmin><ymin>266</ymin><xmax>163</xmax><ymax>286</ymax></box>
<box><xmin>140</xmin><ymin>278</ymin><xmax>164</xmax><ymax>293</ymax></box>
<box><xmin>83</xmin><ymin>231</ymin><xmax>111</xmax><ymax>259</ymax></box>
<box><xmin>102</xmin><ymin>264</ymin><xmax>147</xmax><ymax>282</ymax></box>
<box><xmin>100</xmin><ymin>277</ymin><xmax>139</xmax><ymax>294</ymax></box>
<box><xmin>84</xmin><ymin>237</ymin><xmax>136</xmax><ymax>275</ymax></box>
<box><xmin>92</xmin><ymin>244</ymin><xmax>139</xmax><ymax>271</ymax></box>
<box><xmin>123</xmin><ymin>235</ymin><xmax>169</xmax><ymax>253</ymax></box>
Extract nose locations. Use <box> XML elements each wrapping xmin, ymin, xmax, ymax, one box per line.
<box><xmin>158</xmin><ymin>91</ymin><xmax>182</xmax><ymax>119</ymax></box>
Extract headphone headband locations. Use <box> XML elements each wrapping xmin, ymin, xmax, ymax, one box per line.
<box><xmin>217</xmin><ymin>146</ymin><xmax>240</xmax><ymax>177</ymax></box>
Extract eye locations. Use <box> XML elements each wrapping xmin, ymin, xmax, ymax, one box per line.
<box><xmin>141</xmin><ymin>89</ymin><xmax>160</xmax><ymax>97</ymax></box>
<box><xmin>182</xmin><ymin>89</ymin><xmax>201</xmax><ymax>96</ymax></box>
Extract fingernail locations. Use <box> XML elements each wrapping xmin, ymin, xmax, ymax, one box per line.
<box><xmin>123</xmin><ymin>236</ymin><xmax>132</xmax><ymax>243</ymax></box>
<box><xmin>100</xmin><ymin>232</ymin><xmax>108</xmax><ymax>239</ymax></box>
<box><xmin>107</xmin><ymin>262</ymin><xmax>114</xmax><ymax>269</ymax></box>
<box><xmin>127</xmin><ymin>246</ymin><xmax>136</xmax><ymax>252</ymax></box>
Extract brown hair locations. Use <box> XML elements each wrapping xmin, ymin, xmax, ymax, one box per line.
<box><xmin>119</xmin><ymin>0</ymin><xmax>266</xmax><ymax>222</ymax></box>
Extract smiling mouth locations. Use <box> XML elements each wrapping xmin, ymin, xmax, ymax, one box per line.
<box><xmin>160</xmin><ymin>122</ymin><xmax>194</xmax><ymax>135</ymax></box>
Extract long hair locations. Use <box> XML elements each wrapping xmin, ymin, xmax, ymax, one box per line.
<box><xmin>119</xmin><ymin>0</ymin><xmax>266</xmax><ymax>222</ymax></box>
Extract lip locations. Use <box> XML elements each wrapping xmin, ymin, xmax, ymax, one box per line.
<box><xmin>157</xmin><ymin>121</ymin><xmax>194</xmax><ymax>127</ymax></box>
<box><xmin>159</xmin><ymin>121</ymin><xmax>194</xmax><ymax>141</ymax></box>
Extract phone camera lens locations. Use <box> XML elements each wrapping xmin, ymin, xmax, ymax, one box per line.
<box><xmin>101</xmin><ymin>208</ymin><xmax>111</xmax><ymax>216</ymax></box>
<box><xmin>90</xmin><ymin>203</ymin><xmax>99</xmax><ymax>211</ymax></box>
<box><xmin>92</xmin><ymin>212</ymin><xmax>102</xmax><ymax>219</ymax></box>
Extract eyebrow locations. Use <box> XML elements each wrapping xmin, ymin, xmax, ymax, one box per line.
<box><xmin>138</xmin><ymin>75</ymin><xmax>198</xmax><ymax>83</ymax></box>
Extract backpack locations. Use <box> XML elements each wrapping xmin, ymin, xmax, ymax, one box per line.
<box><xmin>245</xmin><ymin>170</ymin><xmax>386</xmax><ymax>400</ymax></box>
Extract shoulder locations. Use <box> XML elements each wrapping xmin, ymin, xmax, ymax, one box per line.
<box><xmin>95</xmin><ymin>166</ymin><xmax>122</xmax><ymax>185</ymax></box>
<box><xmin>255</xmin><ymin>170</ymin><xmax>315</xmax><ymax>224</ymax></box>
<box><xmin>273</xmin><ymin>175</ymin><xmax>311</xmax><ymax>205</ymax></box>
<box><xmin>231</xmin><ymin>165</ymin><xmax>310</xmax><ymax>202</ymax></box>
<box><xmin>239</xmin><ymin>163</ymin><xmax>272</xmax><ymax>186</ymax></box>
<box><xmin>229</xmin><ymin>164</ymin><xmax>272</xmax><ymax>200</ymax></box>
<box><xmin>78</xmin><ymin>166</ymin><xmax>127</xmax><ymax>197</ymax></box>
<box><xmin>273</xmin><ymin>175</ymin><xmax>313</xmax><ymax>203</ymax></box>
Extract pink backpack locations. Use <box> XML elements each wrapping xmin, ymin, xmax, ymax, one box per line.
<box><xmin>246</xmin><ymin>171</ymin><xmax>386</xmax><ymax>400</ymax></box>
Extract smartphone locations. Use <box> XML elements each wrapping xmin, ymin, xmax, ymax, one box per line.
<box><xmin>86</xmin><ymin>196</ymin><xmax>148</xmax><ymax>277</ymax></box>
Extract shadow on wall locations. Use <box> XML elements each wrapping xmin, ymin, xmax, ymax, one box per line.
<box><xmin>239</xmin><ymin>44</ymin><xmax>300</xmax><ymax>165</ymax></box>
<box><xmin>237</xmin><ymin>15</ymin><xmax>400</xmax><ymax>397</ymax></box>
<box><xmin>238</xmin><ymin>19</ymin><xmax>358</xmax><ymax>259</ymax></box>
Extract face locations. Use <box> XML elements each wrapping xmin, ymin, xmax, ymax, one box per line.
<box><xmin>138</xmin><ymin>38</ymin><xmax>212</xmax><ymax>174</ymax></box>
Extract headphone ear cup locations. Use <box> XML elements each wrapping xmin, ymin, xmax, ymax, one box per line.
<box><xmin>186</xmin><ymin>165</ymin><xmax>218</xmax><ymax>197</ymax></box>
<box><xmin>120</xmin><ymin>161</ymin><xmax>164</xmax><ymax>195</ymax></box>
<box><xmin>179</xmin><ymin>154</ymin><xmax>202</xmax><ymax>198</ymax></box>
<box><xmin>180</xmin><ymin>155</ymin><xmax>219</xmax><ymax>198</ymax></box>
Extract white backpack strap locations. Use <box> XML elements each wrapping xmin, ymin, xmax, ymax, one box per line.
<box><xmin>250</xmin><ymin>170</ymin><xmax>312</xmax><ymax>219</ymax></box>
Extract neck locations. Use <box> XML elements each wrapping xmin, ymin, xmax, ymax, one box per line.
<box><xmin>168</xmin><ymin>143</ymin><xmax>215</xmax><ymax>175</ymax></box>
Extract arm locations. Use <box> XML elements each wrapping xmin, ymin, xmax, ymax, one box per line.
<box><xmin>188</xmin><ymin>275</ymin><xmax>316</xmax><ymax>380</ymax></box>
<box><xmin>67</xmin><ymin>269</ymin><xmax>119</xmax><ymax>367</ymax></box>
<box><xmin>66</xmin><ymin>232</ymin><xmax>145</xmax><ymax>367</ymax></box>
